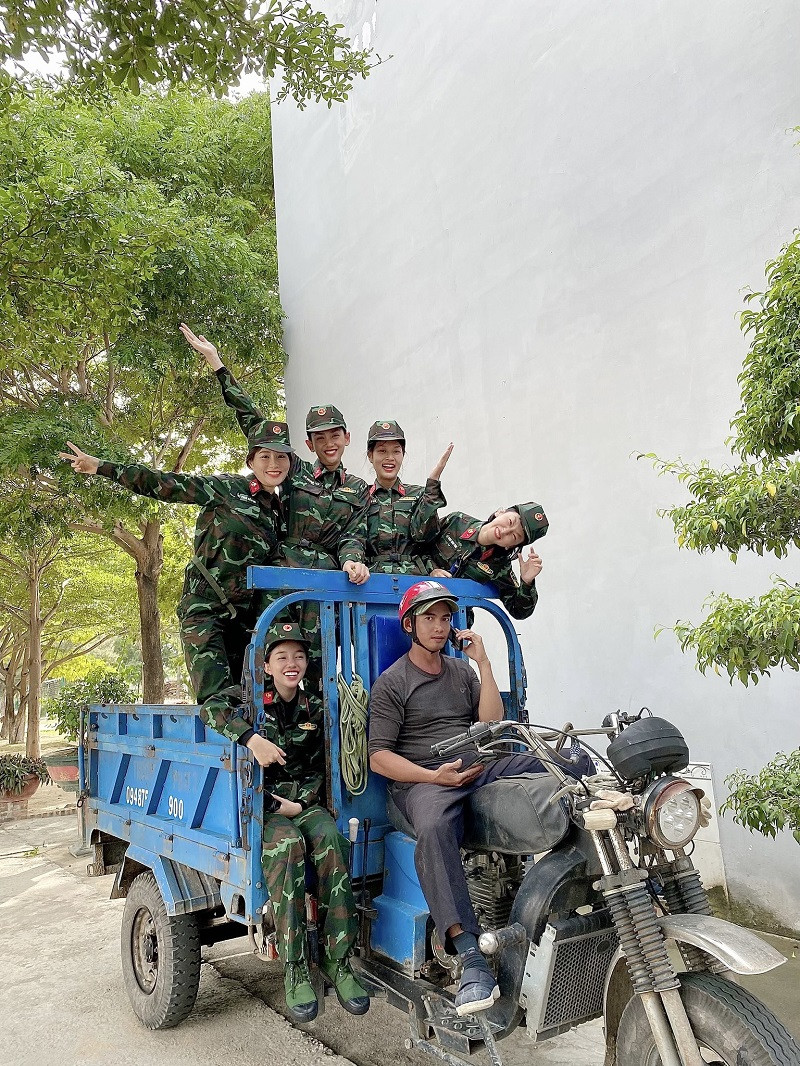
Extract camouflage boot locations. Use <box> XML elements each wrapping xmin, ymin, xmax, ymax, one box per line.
<box><xmin>284</xmin><ymin>959</ymin><xmax>318</xmax><ymax>1023</ymax></box>
<box><xmin>320</xmin><ymin>955</ymin><xmax>370</xmax><ymax>1016</ymax></box>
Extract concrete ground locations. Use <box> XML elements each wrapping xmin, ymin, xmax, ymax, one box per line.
<box><xmin>1</xmin><ymin>814</ymin><xmax>797</xmax><ymax>1066</ymax></box>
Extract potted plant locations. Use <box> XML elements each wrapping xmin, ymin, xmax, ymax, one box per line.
<box><xmin>0</xmin><ymin>754</ymin><xmax>52</xmax><ymax>801</ymax></box>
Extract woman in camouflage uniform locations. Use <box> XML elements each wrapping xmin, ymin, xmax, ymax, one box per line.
<box><xmin>244</xmin><ymin>622</ymin><xmax>369</xmax><ymax>1023</ymax></box>
<box><xmin>430</xmin><ymin>503</ymin><xmax>548</xmax><ymax>619</ymax></box>
<box><xmin>364</xmin><ymin>419</ymin><xmax>452</xmax><ymax>574</ymax></box>
<box><xmin>58</xmin><ymin>430</ymin><xmax>292</xmax><ymax>763</ymax></box>
<box><xmin>180</xmin><ymin>324</ymin><xmax>370</xmax><ymax>689</ymax></box>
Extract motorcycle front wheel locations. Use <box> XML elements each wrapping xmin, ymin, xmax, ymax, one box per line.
<box><xmin>615</xmin><ymin>972</ymin><xmax>799</xmax><ymax>1065</ymax></box>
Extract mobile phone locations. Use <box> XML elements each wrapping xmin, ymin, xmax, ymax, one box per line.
<box><xmin>449</xmin><ymin>627</ymin><xmax>465</xmax><ymax>651</ymax></box>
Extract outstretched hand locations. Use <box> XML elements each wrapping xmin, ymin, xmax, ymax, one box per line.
<box><xmin>59</xmin><ymin>441</ymin><xmax>100</xmax><ymax>475</ymax></box>
<box><xmin>429</xmin><ymin>442</ymin><xmax>454</xmax><ymax>482</ymax></box>
<box><xmin>179</xmin><ymin>323</ymin><xmax>223</xmax><ymax>371</ymax></box>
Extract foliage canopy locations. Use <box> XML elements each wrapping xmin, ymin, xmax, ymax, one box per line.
<box><xmin>0</xmin><ymin>0</ymin><xmax>373</xmax><ymax>104</ymax></box>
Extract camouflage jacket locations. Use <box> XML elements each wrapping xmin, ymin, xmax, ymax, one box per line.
<box><xmin>216</xmin><ymin>367</ymin><xmax>369</xmax><ymax>568</ymax></box>
<box><xmin>365</xmin><ymin>479</ymin><xmax>446</xmax><ymax>574</ymax></box>
<box><xmin>430</xmin><ymin>511</ymin><xmax>538</xmax><ymax>620</ymax></box>
<box><xmin>96</xmin><ymin>462</ymin><xmax>282</xmax><ymax>605</ymax></box>
<box><xmin>255</xmin><ymin>688</ymin><xmax>325</xmax><ymax>807</ymax></box>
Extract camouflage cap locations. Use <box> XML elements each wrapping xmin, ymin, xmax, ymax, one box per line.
<box><xmin>264</xmin><ymin>621</ymin><xmax>310</xmax><ymax>658</ymax></box>
<box><xmin>247</xmin><ymin>420</ymin><xmax>293</xmax><ymax>456</ymax></box>
<box><xmin>305</xmin><ymin>404</ymin><xmax>347</xmax><ymax>434</ymax></box>
<box><xmin>367</xmin><ymin>419</ymin><xmax>405</xmax><ymax>445</ymax></box>
<box><xmin>510</xmin><ymin>502</ymin><xmax>549</xmax><ymax>545</ymax></box>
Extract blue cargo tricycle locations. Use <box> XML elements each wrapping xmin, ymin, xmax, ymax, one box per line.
<box><xmin>81</xmin><ymin>567</ymin><xmax>797</xmax><ymax>1066</ymax></box>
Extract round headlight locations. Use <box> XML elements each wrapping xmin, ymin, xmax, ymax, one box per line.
<box><xmin>643</xmin><ymin>777</ymin><xmax>703</xmax><ymax>849</ymax></box>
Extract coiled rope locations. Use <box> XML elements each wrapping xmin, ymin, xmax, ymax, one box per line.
<box><xmin>336</xmin><ymin>672</ymin><xmax>369</xmax><ymax>796</ymax></box>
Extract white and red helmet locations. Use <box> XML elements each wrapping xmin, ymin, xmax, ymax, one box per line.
<box><xmin>398</xmin><ymin>581</ymin><xmax>459</xmax><ymax>624</ymax></box>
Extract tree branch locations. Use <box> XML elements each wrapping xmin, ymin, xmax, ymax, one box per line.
<box><xmin>173</xmin><ymin>418</ymin><xmax>206</xmax><ymax>472</ymax></box>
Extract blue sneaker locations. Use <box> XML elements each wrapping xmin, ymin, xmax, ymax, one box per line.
<box><xmin>454</xmin><ymin>949</ymin><xmax>500</xmax><ymax>1017</ymax></box>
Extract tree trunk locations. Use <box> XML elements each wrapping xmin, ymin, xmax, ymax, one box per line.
<box><xmin>26</xmin><ymin>560</ymin><xmax>43</xmax><ymax>758</ymax></box>
<box><xmin>10</xmin><ymin>683</ymin><xmax>25</xmax><ymax>745</ymax></box>
<box><xmin>5</xmin><ymin>647</ymin><xmax>25</xmax><ymax>744</ymax></box>
<box><xmin>135</xmin><ymin>518</ymin><xmax>165</xmax><ymax>704</ymax></box>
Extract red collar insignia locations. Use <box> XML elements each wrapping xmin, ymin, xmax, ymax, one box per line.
<box><xmin>370</xmin><ymin>480</ymin><xmax>405</xmax><ymax>497</ymax></box>
<box><xmin>264</xmin><ymin>691</ymin><xmax>274</xmax><ymax>705</ymax></box>
<box><xmin>314</xmin><ymin>465</ymin><xmax>346</xmax><ymax>484</ymax></box>
<box><xmin>460</xmin><ymin>527</ymin><xmax>477</xmax><ymax>540</ymax></box>
<box><xmin>249</xmin><ymin>478</ymin><xmax>260</xmax><ymax>495</ymax></box>
<box><xmin>480</xmin><ymin>548</ymin><xmax>495</xmax><ymax>562</ymax></box>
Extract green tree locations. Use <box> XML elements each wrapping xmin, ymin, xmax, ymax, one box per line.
<box><xmin>646</xmin><ymin>167</ymin><xmax>800</xmax><ymax>841</ymax></box>
<box><xmin>0</xmin><ymin>85</ymin><xmax>284</xmax><ymax>708</ymax></box>
<box><xmin>0</xmin><ymin>1</ymin><xmax>373</xmax><ymax>104</ymax></box>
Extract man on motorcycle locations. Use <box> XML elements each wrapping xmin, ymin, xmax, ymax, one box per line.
<box><xmin>368</xmin><ymin>580</ymin><xmax>590</xmax><ymax>1016</ymax></box>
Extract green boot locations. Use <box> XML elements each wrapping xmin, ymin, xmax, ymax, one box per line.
<box><xmin>284</xmin><ymin>959</ymin><xmax>318</xmax><ymax>1023</ymax></box>
<box><xmin>320</xmin><ymin>955</ymin><xmax>370</xmax><ymax>1015</ymax></box>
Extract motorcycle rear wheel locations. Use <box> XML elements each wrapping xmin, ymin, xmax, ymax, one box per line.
<box><xmin>615</xmin><ymin>972</ymin><xmax>799</xmax><ymax>1065</ymax></box>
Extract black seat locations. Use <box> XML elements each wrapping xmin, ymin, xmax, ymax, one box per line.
<box><xmin>386</xmin><ymin>773</ymin><xmax>570</xmax><ymax>855</ymax></box>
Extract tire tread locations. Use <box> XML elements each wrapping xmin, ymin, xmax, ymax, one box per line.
<box><xmin>682</xmin><ymin>973</ymin><xmax>800</xmax><ymax>1066</ymax></box>
<box><xmin>121</xmin><ymin>871</ymin><xmax>201</xmax><ymax>1030</ymax></box>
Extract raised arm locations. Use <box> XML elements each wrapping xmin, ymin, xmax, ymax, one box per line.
<box><xmin>180</xmin><ymin>323</ymin><xmax>264</xmax><ymax>439</ymax></box>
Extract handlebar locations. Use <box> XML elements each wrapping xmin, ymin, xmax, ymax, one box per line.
<box><xmin>430</xmin><ymin>720</ymin><xmax>510</xmax><ymax>758</ymax></box>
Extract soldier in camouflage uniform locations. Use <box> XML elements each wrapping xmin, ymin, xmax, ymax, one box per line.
<box><xmin>364</xmin><ymin>419</ymin><xmax>452</xmax><ymax>574</ymax></box>
<box><xmin>59</xmin><ymin>427</ymin><xmax>292</xmax><ymax>755</ymax></box>
<box><xmin>430</xmin><ymin>503</ymin><xmax>548</xmax><ymax>619</ymax></box>
<box><xmin>238</xmin><ymin>623</ymin><xmax>368</xmax><ymax>1022</ymax></box>
<box><xmin>179</xmin><ymin>325</ymin><xmax>370</xmax><ymax>685</ymax></box>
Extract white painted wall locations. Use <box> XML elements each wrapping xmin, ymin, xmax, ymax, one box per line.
<box><xmin>271</xmin><ymin>0</ymin><xmax>800</xmax><ymax>926</ymax></box>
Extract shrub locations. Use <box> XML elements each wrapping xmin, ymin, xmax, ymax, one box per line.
<box><xmin>46</xmin><ymin>667</ymin><xmax>136</xmax><ymax>742</ymax></box>
<box><xmin>721</xmin><ymin>749</ymin><xmax>800</xmax><ymax>844</ymax></box>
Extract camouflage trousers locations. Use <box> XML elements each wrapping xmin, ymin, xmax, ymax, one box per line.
<box><xmin>261</xmin><ymin>806</ymin><xmax>357</xmax><ymax>964</ymax></box>
<box><xmin>177</xmin><ymin>593</ymin><xmax>260</xmax><ymax>741</ymax></box>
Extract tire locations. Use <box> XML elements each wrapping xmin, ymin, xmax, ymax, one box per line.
<box><xmin>616</xmin><ymin>972</ymin><xmax>800</xmax><ymax>1066</ymax></box>
<box><xmin>120</xmin><ymin>871</ymin><xmax>201</xmax><ymax>1030</ymax></box>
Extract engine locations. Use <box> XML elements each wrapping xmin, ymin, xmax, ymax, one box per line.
<box><xmin>464</xmin><ymin>851</ymin><xmax>526</xmax><ymax>930</ymax></box>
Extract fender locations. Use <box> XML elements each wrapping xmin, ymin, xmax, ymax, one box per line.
<box><xmin>111</xmin><ymin>844</ymin><xmax>222</xmax><ymax>916</ymax></box>
<box><xmin>658</xmin><ymin>913</ymin><xmax>786</xmax><ymax>975</ymax></box>
<box><xmin>601</xmin><ymin>914</ymin><xmax>786</xmax><ymax>1064</ymax></box>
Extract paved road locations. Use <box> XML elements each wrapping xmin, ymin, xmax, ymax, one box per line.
<box><xmin>2</xmin><ymin>814</ymin><xmax>797</xmax><ymax>1066</ymax></box>
<box><xmin>0</xmin><ymin>815</ymin><xmax>603</xmax><ymax>1066</ymax></box>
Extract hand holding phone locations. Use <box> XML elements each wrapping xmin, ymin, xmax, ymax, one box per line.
<box><xmin>449</xmin><ymin>627</ymin><xmax>466</xmax><ymax>651</ymax></box>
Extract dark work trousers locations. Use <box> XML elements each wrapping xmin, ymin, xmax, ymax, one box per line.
<box><xmin>392</xmin><ymin>753</ymin><xmax>578</xmax><ymax>940</ymax></box>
